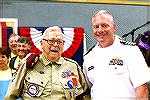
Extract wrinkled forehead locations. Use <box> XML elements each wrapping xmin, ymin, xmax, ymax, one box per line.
<box><xmin>44</xmin><ymin>31</ymin><xmax>64</xmax><ymax>40</ymax></box>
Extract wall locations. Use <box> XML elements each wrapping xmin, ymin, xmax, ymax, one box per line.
<box><xmin>0</xmin><ymin>0</ymin><xmax>150</xmax><ymax>50</ymax></box>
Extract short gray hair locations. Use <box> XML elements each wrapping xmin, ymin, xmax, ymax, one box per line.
<box><xmin>42</xmin><ymin>26</ymin><xmax>64</xmax><ymax>39</ymax></box>
<box><xmin>92</xmin><ymin>10</ymin><xmax>114</xmax><ymax>23</ymax></box>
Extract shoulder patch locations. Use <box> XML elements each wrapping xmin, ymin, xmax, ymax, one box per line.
<box><xmin>120</xmin><ymin>40</ymin><xmax>136</xmax><ymax>46</ymax></box>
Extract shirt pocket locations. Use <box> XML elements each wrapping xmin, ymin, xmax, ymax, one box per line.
<box><xmin>24</xmin><ymin>70</ymin><xmax>48</xmax><ymax>97</ymax></box>
<box><xmin>110</xmin><ymin>65</ymin><xmax>127</xmax><ymax>75</ymax></box>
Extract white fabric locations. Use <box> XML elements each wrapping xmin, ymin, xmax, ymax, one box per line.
<box><xmin>0</xmin><ymin>68</ymin><xmax>11</xmax><ymax>81</ymax></box>
<box><xmin>83</xmin><ymin>36</ymin><xmax>150</xmax><ymax>100</ymax></box>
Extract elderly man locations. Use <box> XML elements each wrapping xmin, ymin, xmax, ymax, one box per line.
<box><xmin>8</xmin><ymin>34</ymin><xmax>20</xmax><ymax>58</ymax></box>
<box><xmin>5</xmin><ymin>26</ymin><xmax>88</xmax><ymax>100</ymax></box>
<box><xmin>9</xmin><ymin>36</ymin><xmax>31</xmax><ymax>76</ymax></box>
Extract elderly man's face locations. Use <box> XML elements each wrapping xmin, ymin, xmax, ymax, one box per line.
<box><xmin>9</xmin><ymin>36</ymin><xmax>20</xmax><ymax>54</ymax></box>
<box><xmin>41</xmin><ymin>31</ymin><xmax>64</xmax><ymax>61</ymax></box>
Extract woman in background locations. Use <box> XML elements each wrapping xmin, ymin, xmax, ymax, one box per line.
<box><xmin>0</xmin><ymin>47</ymin><xmax>12</xmax><ymax>99</ymax></box>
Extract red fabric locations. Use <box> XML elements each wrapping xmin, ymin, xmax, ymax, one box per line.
<box><xmin>62</xmin><ymin>28</ymin><xmax>84</xmax><ymax>58</ymax></box>
<box><xmin>19</xmin><ymin>28</ymin><xmax>42</xmax><ymax>54</ymax></box>
<box><xmin>0</xmin><ymin>22</ymin><xmax>7</xmax><ymax>48</ymax></box>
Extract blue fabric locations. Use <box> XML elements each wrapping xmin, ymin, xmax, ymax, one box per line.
<box><xmin>71</xmin><ymin>40</ymin><xmax>83</xmax><ymax>67</ymax></box>
<box><xmin>0</xmin><ymin>81</ymin><xmax>10</xmax><ymax>100</ymax></box>
<box><xmin>7</xmin><ymin>27</ymin><xmax>13</xmax><ymax>54</ymax></box>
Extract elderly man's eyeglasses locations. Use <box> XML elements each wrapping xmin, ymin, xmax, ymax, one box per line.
<box><xmin>43</xmin><ymin>39</ymin><xmax>65</xmax><ymax>45</ymax></box>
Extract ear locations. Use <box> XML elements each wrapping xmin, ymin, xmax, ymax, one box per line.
<box><xmin>40</xmin><ymin>40</ymin><xmax>44</xmax><ymax>50</ymax></box>
<box><xmin>113</xmin><ymin>24</ymin><xmax>116</xmax><ymax>31</ymax></box>
<box><xmin>40</xmin><ymin>40</ymin><xmax>43</xmax><ymax>45</ymax></box>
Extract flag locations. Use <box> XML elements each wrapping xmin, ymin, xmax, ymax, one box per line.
<box><xmin>18</xmin><ymin>27</ymin><xmax>84</xmax><ymax>66</ymax></box>
<box><xmin>0</xmin><ymin>22</ymin><xmax>7</xmax><ymax>48</ymax></box>
<box><xmin>0</xmin><ymin>22</ymin><xmax>13</xmax><ymax>50</ymax></box>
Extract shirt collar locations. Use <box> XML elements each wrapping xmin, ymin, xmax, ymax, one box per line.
<box><xmin>95</xmin><ymin>35</ymin><xmax>121</xmax><ymax>49</ymax></box>
<box><xmin>10</xmin><ymin>52</ymin><xmax>17</xmax><ymax>58</ymax></box>
<box><xmin>39</xmin><ymin>53</ymin><xmax>62</xmax><ymax>66</ymax></box>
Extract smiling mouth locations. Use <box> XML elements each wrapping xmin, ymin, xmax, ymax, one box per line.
<box><xmin>50</xmin><ymin>50</ymin><xmax>58</xmax><ymax>53</ymax></box>
<box><xmin>18</xmin><ymin>50</ymin><xmax>25</xmax><ymax>53</ymax></box>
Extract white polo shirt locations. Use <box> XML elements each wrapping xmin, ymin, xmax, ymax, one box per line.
<box><xmin>83</xmin><ymin>36</ymin><xmax>150</xmax><ymax>100</ymax></box>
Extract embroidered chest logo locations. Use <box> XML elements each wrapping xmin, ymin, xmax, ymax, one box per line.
<box><xmin>109</xmin><ymin>57</ymin><xmax>123</xmax><ymax>66</ymax></box>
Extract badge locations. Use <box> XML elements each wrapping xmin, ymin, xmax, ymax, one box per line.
<box><xmin>67</xmin><ymin>80</ymin><xmax>74</xmax><ymax>89</ymax></box>
<box><xmin>27</xmin><ymin>83</ymin><xmax>39</xmax><ymax>97</ymax></box>
<box><xmin>72</xmin><ymin>78</ymin><xmax>78</xmax><ymax>94</ymax></box>
<box><xmin>67</xmin><ymin>78</ymin><xmax>79</xmax><ymax>95</ymax></box>
<box><xmin>61</xmin><ymin>70</ymin><xmax>75</xmax><ymax>78</ymax></box>
<box><xmin>72</xmin><ymin>78</ymin><xmax>77</xmax><ymax>86</ymax></box>
<box><xmin>109</xmin><ymin>57</ymin><xmax>124</xmax><ymax>66</ymax></box>
<box><xmin>70</xmin><ymin>91</ymin><xmax>75</xmax><ymax>99</ymax></box>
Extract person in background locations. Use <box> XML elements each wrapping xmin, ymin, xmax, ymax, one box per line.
<box><xmin>5</xmin><ymin>26</ymin><xmax>88</xmax><ymax>100</ymax></box>
<box><xmin>136</xmin><ymin>30</ymin><xmax>150</xmax><ymax>67</ymax></box>
<box><xmin>83</xmin><ymin>10</ymin><xmax>150</xmax><ymax>100</ymax></box>
<box><xmin>135</xmin><ymin>30</ymin><xmax>150</xmax><ymax>100</ymax></box>
<box><xmin>8</xmin><ymin>33</ymin><xmax>20</xmax><ymax>58</ymax></box>
<box><xmin>0</xmin><ymin>48</ymin><xmax>11</xmax><ymax>99</ymax></box>
<box><xmin>9</xmin><ymin>36</ymin><xmax>31</xmax><ymax>76</ymax></box>
<box><xmin>145</xmin><ymin>49</ymin><xmax>150</xmax><ymax>67</ymax></box>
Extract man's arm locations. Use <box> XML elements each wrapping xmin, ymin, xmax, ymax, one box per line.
<box><xmin>135</xmin><ymin>83</ymin><xmax>149</xmax><ymax>100</ymax></box>
<box><xmin>5</xmin><ymin>58</ymin><xmax>28</xmax><ymax>100</ymax></box>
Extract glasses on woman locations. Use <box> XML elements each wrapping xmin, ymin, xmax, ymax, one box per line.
<box><xmin>43</xmin><ymin>39</ymin><xmax>65</xmax><ymax>45</ymax></box>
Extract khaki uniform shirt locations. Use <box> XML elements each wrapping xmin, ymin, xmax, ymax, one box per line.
<box><xmin>5</xmin><ymin>53</ymin><xmax>88</xmax><ymax>100</ymax></box>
